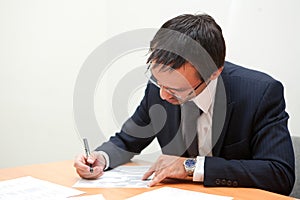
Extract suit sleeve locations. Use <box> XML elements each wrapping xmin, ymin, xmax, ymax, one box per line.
<box><xmin>95</xmin><ymin>83</ymin><xmax>156</xmax><ymax>168</ymax></box>
<box><xmin>203</xmin><ymin>80</ymin><xmax>295</xmax><ymax>195</ymax></box>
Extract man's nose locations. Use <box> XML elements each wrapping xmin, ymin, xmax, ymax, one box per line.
<box><xmin>160</xmin><ymin>86</ymin><xmax>173</xmax><ymax>100</ymax></box>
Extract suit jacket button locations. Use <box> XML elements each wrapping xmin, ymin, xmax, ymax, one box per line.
<box><xmin>233</xmin><ymin>181</ymin><xmax>238</xmax><ymax>187</ymax></box>
<box><xmin>227</xmin><ymin>180</ymin><xmax>232</xmax><ymax>186</ymax></box>
<box><xmin>221</xmin><ymin>179</ymin><xmax>226</xmax><ymax>185</ymax></box>
<box><xmin>215</xmin><ymin>179</ymin><xmax>221</xmax><ymax>185</ymax></box>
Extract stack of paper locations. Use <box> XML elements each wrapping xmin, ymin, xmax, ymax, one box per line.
<box><xmin>0</xmin><ymin>176</ymin><xmax>85</xmax><ymax>200</ymax></box>
<box><xmin>61</xmin><ymin>194</ymin><xmax>106</xmax><ymax>200</ymax></box>
<box><xmin>73</xmin><ymin>166</ymin><xmax>152</xmax><ymax>188</ymax></box>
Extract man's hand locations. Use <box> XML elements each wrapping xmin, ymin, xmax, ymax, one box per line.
<box><xmin>142</xmin><ymin>154</ymin><xmax>189</xmax><ymax>186</ymax></box>
<box><xmin>73</xmin><ymin>151</ymin><xmax>106</xmax><ymax>179</ymax></box>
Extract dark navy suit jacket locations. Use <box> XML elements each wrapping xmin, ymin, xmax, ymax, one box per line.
<box><xmin>96</xmin><ymin>61</ymin><xmax>295</xmax><ymax>195</ymax></box>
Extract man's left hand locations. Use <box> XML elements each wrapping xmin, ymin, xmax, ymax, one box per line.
<box><xmin>142</xmin><ymin>154</ymin><xmax>189</xmax><ymax>186</ymax></box>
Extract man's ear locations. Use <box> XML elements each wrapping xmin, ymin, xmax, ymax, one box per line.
<box><xmin>210</xmin><ymin>66</ymin><xmax>224</xmax><ymax>80</ymax></box>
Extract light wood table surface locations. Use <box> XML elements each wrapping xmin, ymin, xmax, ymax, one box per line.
<box><xmin>0</xmin><ymin>160</ymin><xmax>295</xmax><ymax>200</ymax></box>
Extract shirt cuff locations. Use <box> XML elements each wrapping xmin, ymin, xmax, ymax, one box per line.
<box><xmin>193</xmin><ymin>156</ymin><xmax>205</xmax><ymax>182</ymax></box>
<box><xmin>97</xmin><ymin>151</ymin><xmax>110</xmax><ymax>170</ymax></box>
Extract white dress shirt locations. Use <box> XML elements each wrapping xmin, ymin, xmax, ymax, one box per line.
<box><xmin>191</xmin><ymin>78</ymin><xmax>218</xmax><ymax>182</ymax></box>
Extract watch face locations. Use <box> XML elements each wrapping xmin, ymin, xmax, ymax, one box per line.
<box><xmin>185</xmin><ymin>159</ymin><xmax>196</xmax><ymax>167</ymax></box>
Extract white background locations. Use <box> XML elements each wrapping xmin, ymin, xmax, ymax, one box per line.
<box><xmin>0</xmin><ymin>0</ymin><xmax>299</xmax><ymax>168</ymax></box>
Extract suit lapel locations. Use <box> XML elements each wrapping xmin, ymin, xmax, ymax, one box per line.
<box><xmin>212</xmin><ymin>72</ymin><xmax>235</xmax><ymax>156</ymax></box>
<box><xmin>160</xmin><ymin>102</ymin><xmax>188</xmax><ymax>156</ymax></box>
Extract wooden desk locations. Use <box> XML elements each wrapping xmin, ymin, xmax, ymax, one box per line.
<box><xmin>0</xmin><ymin>160</ymin><xmax>295</xmax><ymax>200</ymax></box>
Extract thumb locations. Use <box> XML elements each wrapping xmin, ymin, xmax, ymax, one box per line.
<box><xmin>86</xmin><ymin>153</ymin><xmax>97</xmax><ymax>164</ymax></box>
<box><xmin>89</xmin><ymin>151</ymin><xmax>107</xmax><ymax>167</ymax></box>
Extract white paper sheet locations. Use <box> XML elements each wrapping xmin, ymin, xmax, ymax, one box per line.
<box><xmin>73</xmin><ymin>165</ymin><xmax>152</xmax><ymax>188</ymax></box>
<box><xmin>68</xmin><ymin>194</ymin><xmax>106</xmax><ymax>200</ymax></box>
<box><xmin>126</xmin><ymin>187</ymin><xmax>233</xmax><ymax>200</ymax></box>
<box><xmin>0</xmin><ymin>176</ymin><xmax>85</xmax><ymax>200</ymax></box>
<box><xmin>38</xmin><ymin>194</ymin><xmax>106</xmax><ymax>200</ymax></box>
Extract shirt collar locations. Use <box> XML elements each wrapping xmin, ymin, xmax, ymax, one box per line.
<box><xmin>190</xmin><ymin>78</ymin><xmax>218</xmax><ymax>114</ymax></box>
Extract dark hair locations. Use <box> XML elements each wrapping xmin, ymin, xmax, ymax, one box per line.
<box><xmin>147</xmin><ymin>14</ymin><xmax>226</xmax><ymax>77</ymax></box>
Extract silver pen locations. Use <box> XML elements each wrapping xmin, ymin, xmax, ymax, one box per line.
<box><xmin>83</xmin><ymin>138</ymin><xmax>94</xmax><ymax>173</ymax></box>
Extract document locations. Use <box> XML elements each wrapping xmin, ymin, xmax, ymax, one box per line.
<box><xmin>126</xmin><ymin>187</ymin><xmax>233</xmax><ymax>200</ymax></box>
<box><xmin>0</xmin><ymin>176</ymin><xmax>85</xmax><ymax>200</ymax></box>
<box><xmin>71</xmin><ymin>194</ymin><xmax>105</xmax><ymax>200</ymax></box>
<box><xmin>73</xmin><ymin>165</ymin><xmax>151</xmax><ymax>188</ymax></box>
<box><xmin>62</xmin><ymin>194</ymin><xmax>106</xmax><ymax>200</ymax></box>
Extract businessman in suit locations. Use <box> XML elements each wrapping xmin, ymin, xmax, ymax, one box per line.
<box><xmin>74</xmin><ymin>14</ymin><xmax>295</xmax><ymax>195</ymax></box>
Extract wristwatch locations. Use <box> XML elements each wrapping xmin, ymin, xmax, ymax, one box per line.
<box><xmin>183</xmin><ymin>158</ymin><xmax>197</xmax><ymax>176</ymax></box>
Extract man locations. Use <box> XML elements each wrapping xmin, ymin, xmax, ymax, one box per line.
<box><xmin>74</xmin><ymin>14</ymin><xmax>295</xmax><ymax>195</ymax></box>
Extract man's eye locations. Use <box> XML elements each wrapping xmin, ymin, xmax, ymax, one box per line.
<box><xmin>167</xmin><ymin>88</ymin><xmax>185</xmax><ymax>93</ymax></box>
<box><xmin>172</xmin><ymin>88</ymin><xmax>185</xmax><ymax>92</ymax></box>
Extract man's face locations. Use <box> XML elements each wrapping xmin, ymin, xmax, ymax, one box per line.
<box><xmin>150</xmin><ymin>62</ymin><xmax>206</xmax><ymax>105</ymax></box>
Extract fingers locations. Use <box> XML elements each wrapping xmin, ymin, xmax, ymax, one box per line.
<box><xmin>76</xmin><ymin>166</ymin><xmax>104</xmax><ymax>179</ymax></box>
<box><xmin>73</xmin><ymin>154</ymin><xmax>90</xmax><ymax>171</ymax></box>
<box><xmin>142</xmin><ymin>161</ymin><xmax>166</xmax><ymax>187</ymax></box>
<box><xmin>148</xmin><ymin>169</ymin><xmax>166</xmax><ymax>187</ymax></box>
<box><xmin>74</xmin><ymin>153</ymin><xmax>105</xmax><ymax>179</ymax></box>
<box><xmin>142</xmin><ymin>168</ymin><xmax>155</xmax><ymax>180</ymax></box>
<box><xmin>143</xmin><ymin>155</ymin><xmax>188</xmax><ymax>187</ymax></box>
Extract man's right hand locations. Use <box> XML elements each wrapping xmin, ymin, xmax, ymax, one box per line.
<box><xmin>73</xmin><ymin>151</ymin><xmax>106</xmax><ymax>179</ymax></box>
